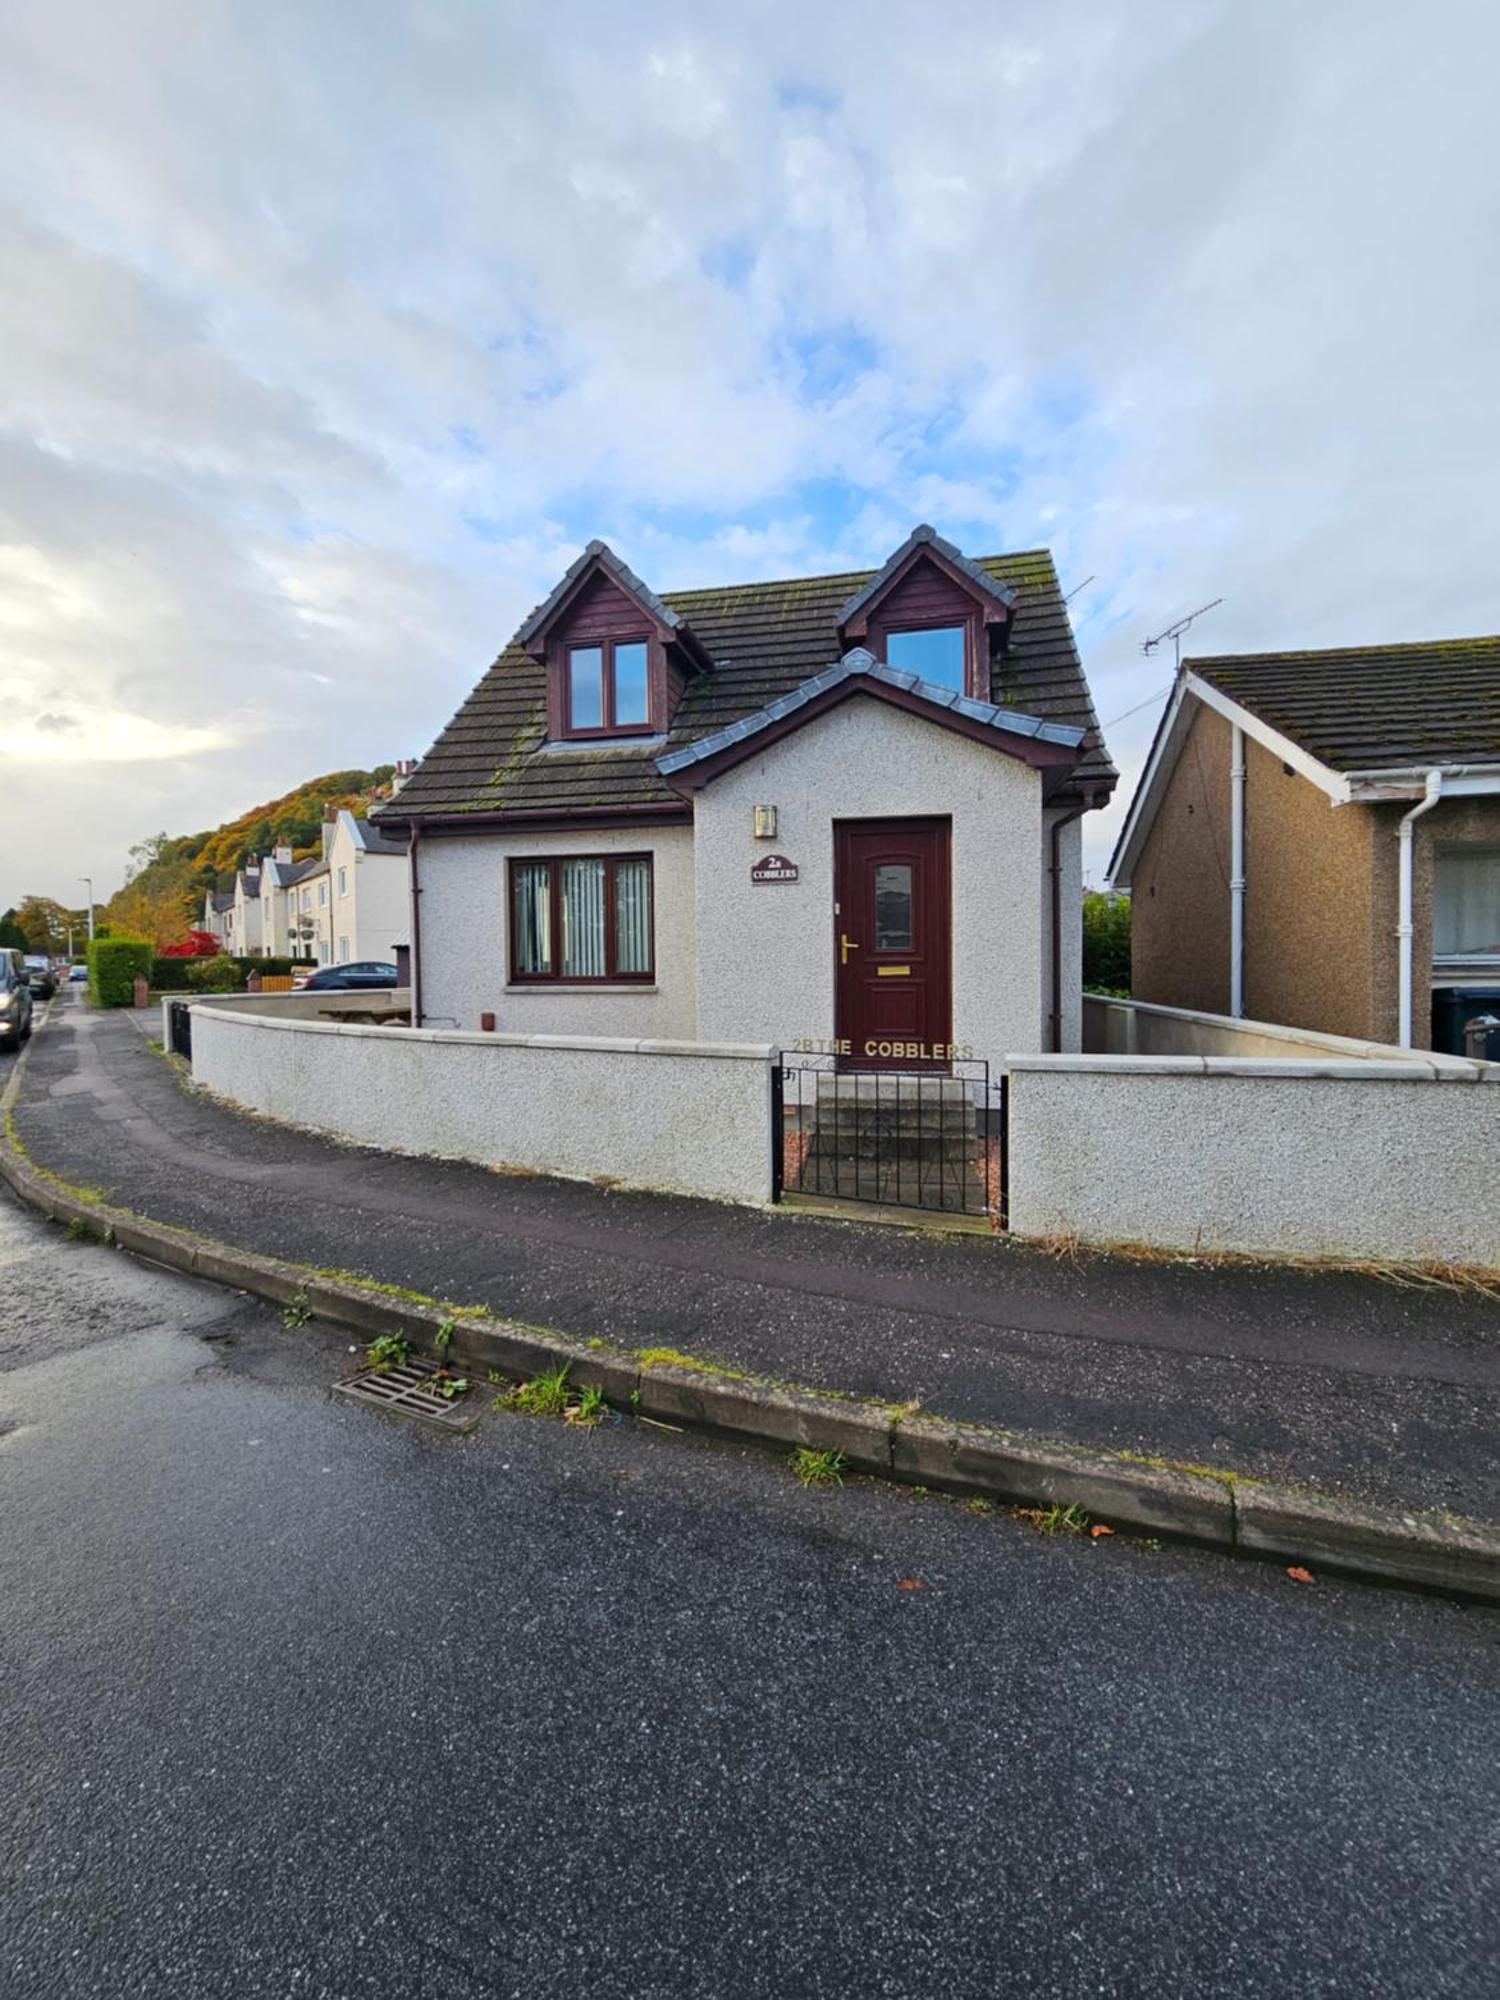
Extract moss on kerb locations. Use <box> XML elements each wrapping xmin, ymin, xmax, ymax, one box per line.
<box><xmin>307</xmin><ymin>1268</ymin><xmax>491</xmax><ymax>1318</ymax></box>
<box><xmin>4</xmin><ymin>1109</ymin><xmax>108</xmax><ymax>1204</ymax></box>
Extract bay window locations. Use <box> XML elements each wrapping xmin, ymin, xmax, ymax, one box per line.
<box><xmin>509</xmin><ymin>854</ymin><xmax>654</xmax><ymax>983</ymax></box>
<box><xmin>566</xmin><ymin>638</ymin><xmax>652</xmax><ymax>736</ymax></box>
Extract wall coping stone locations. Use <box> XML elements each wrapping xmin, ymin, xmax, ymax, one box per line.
<box><xmin>193</xmin><ymin>1004</ymin><xmax>774</xmax><ymax>1062</ymax></box>
<box><xmin>1007</xmin><ymin>1053</ymin><xmax>1492</xmax><ymax>1083</ymax></box>
<box><xmin>1083</xmin><ymin>992</ymin><xmax>1490</xmax><ymax>1073</ymax></box>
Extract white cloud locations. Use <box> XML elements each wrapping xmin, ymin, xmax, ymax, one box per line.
<box><xmin>1</xmin><ymin>0</ymin><xmax>1497</xmax><ymax>900</ymax></box>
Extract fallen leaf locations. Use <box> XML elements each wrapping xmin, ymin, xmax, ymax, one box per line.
<box><xmin>1090</xmin><ymin>1525</ymin><xmax>1116</xmax><ymax>1539</ymax></box>
<box><xmin>1285</xmin><ymin>1565</ymin><xmax>1315</xmax><ymax>1585</ymax></box>
<box><xmin>896</xmin><ymin>1577</ymin><xmax>926</xmax><ymax>1591</ymax></box>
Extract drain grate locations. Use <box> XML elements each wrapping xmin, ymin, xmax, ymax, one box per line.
<box><xmin>333</xmin><ymin>1360</ymin><xmax>482</xmax><ymax>1432</ymax></box>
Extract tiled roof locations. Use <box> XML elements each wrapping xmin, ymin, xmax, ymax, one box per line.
<box><xmin>1191</xmin><ymin>636</ymin><xmax>1500</xmax><ymax>774</ymax></box>
<box><xmin>379</xmin><ymin>545</ymin><xmax>1114</xmax><ymax>823</ymax></box>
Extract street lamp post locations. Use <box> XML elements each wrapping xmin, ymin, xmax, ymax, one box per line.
<box><xmin>79</xmin><ymin>878</ymin><xmax>95</xmax><ymax>948</ymax></box>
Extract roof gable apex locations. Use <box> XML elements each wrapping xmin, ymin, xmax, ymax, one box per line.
<box><xmin>836</xmin><ymin>524</ymin><xmax>1019</xmax><ymax>637</ymax></box>
<box><xmin>515</xmin><ymin>540</ymin><xmax>707</xmax><ymax>667</ymax></box>
<box><xmin>658</xmin><ymin>646</ymin><xmax>1086</xmax><ymax>792</ymax></box>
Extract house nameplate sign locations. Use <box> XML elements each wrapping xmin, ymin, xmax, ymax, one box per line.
<box><xmin>750</xmin><ymin>854</ymin><xmax>799</xmax><ymax>884</ymax></box>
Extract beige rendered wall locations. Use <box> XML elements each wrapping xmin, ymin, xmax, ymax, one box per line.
<box><xmin>1241</xmin><ymin>736</ymin><xmax>1380</xmax><ymax>1040</ymax></box>
<box><xmin>1129</xmin><ymin>704</ymin><xmax>1233</xmax><ymax>1014</ymax></box>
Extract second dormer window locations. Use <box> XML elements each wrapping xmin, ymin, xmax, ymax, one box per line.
<box><xmin>885</xmin><ymin>624</ymin><xmax>967</xmax><ymax>692</ymax></box>
<box><xmin>567</xmin><ymin>638</ymin><xmax>651</xmax><ymax>735</ymax></box>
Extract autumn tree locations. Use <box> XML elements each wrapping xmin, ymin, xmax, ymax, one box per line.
<box><xmin>14</xmin><ymin>896</ymin><xmax>85</xmax><ymax>956</ymax></box>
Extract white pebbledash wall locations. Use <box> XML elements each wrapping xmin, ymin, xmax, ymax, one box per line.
<box><xmin>1009</xmin><ymin>1041</ymin><xmax>1500</xmax><ymax>1265</ymax></box>
<box><xmin>415</xmin><ymin>825</ymin><xmax>697</xmax><ymax>1038</ymax></box>
<box><xmin>693</xmin><ymin>698</ymin><xmax>1045</xmax><ymax>1072</ymax></box>
<box><xmin>190</xmin><ymin>1004</ymin><xmax>774</xmax><ymax>1205</ymax></box>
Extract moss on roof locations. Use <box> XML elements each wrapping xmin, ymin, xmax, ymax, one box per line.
<box><xmin>382</xmin><ymin>547</ymin><xmax>1114</xmax><ymax>821</ymax></box>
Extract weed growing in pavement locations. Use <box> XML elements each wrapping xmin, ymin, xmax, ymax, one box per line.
<box><xmin>427</xmin><ymin>1371</ymin><xmax>471</xmax><ymax>1402</ymax></box>
<box><xmin>102</xmin><ymin>1223</ymin><xmax>116</xmax><ymax>1247</ymax></box>
<box><xmin>365</xmin><ymin>1333</ymin><xmax>409</xmax><ymax>1374</ymax></box>
<box><xmin>495</xmin><ymin>1361</ymin><xmax>573</xmax><ymax>1416</ymax></box>
<box><xmin>567</xmin><ymin>1384</ymin><xmax>606</xmax><ymax>1427</ymax></box>
<box><xmin>1016</xmin><ymin>1501</ymin><xmax>1090</xmax><ymax>1537</ymax></box>
<box><xmin>65</xmin><ymin>1216</ymin><xmax>90</xmax><ymax>1242</ymax></box>
<box><xmin>790</xmin><ymin>1447</ymin><xmax>846</xmax><ymax>1489</ymax></box>
<box><xmin>435</xmin><ymin>1317</ymin><xmax>456</xmax><ymax>1353</ymax></box>
<box><xmin>967</xmin><ymin>1497</ymin><xmax>995</xmax><ymax>1515</ymax></box>
<box><xmin>282</xmin><ymin>1292</ymin><xmax>313</xmax><ymax>1329</ymax></box>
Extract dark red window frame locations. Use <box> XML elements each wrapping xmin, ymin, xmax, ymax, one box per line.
<box><xmin>562</xmin><ymin>636</ymin><xmax>655</xmax><ymax>739</ymax></box>
<box><xmin>507</xmin><ymin>852</ymin><xmax>655</xmax><ymax>984</ymax></box>
<box><xmin>874</xmin><ymin>608</ymin><xmax>986</xmax><ymax>701</ymax></box>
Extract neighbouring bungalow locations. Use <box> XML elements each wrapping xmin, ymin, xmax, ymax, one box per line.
<box><xmin>373</xmin><ymin>526</ymin><xmax>1114</xmax><ymax>1073</ymax></box>
<box><xmin>1109</xmin><ymin>635</ymin><xmax>1500</xmax><ymax>1051</ymax></box>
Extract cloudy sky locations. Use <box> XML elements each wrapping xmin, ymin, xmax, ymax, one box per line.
<box><xmin>3</xmin><ymin>0</ymin><xmax>1497</xmax><ymax>906</ymax></box>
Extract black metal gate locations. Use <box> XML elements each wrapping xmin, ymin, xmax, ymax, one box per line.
<box><xmin>167</xmin><ymin>1000</ymin><xmax>193</xmax><ymax>1060</ymax></box>
<box><xmin>773</xmin><ymin>1054</ymin><xmax>1005</xmax><ymax>1224</ymax></box>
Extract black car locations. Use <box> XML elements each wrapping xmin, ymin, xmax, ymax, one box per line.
<box><xmin>0</xmin><ymin>950</ymin><xmax>36</xmax><ymax>1051</ymax></box>
<box><xmin>299</xmin><ymin>962</ymin><xmax>400</xmax><ymax>992</ymax></box>
<box><xmin>22</xmin><ymin>955</ymin><xmax>57</xmax><ymax>999</ymax></box>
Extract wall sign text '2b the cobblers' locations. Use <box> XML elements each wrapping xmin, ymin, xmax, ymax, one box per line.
<box><xmin>750</xmin><ymin>853</ymin><xmax>799</xmax><ymax>884</ymax></box>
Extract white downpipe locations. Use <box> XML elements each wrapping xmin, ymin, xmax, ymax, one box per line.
<box><xmin>1397</xmin><ymin>770</ymin><xmax>1444</xmax><ymax>1048</ymax></box>
<box><xmin>1229</xmin><ymin>724</ymin><xmax>1246</xmax><ymax>1018</ymax></box>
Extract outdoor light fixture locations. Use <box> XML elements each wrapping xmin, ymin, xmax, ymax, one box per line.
<box><xmin>753</xmin><ymin>805</ymin><xmax>777</xmax><ymax>839</ymax></box>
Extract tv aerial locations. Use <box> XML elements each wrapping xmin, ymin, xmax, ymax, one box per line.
<box><xmin>1142</xmin><ymin>598</ymin><xmax>1223</xmax><ymax>669</ymax></box>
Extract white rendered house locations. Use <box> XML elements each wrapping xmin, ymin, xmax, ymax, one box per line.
<box><xmin>375</xmin><ymin>528</ymin><xmax>1114</xmax><ymax>1070</ymax></box>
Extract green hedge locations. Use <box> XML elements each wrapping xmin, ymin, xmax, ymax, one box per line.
<box><xmin>151</xmin><ymin>953</ymin><xmax>315</xmax><ymax>989</ymax></box>
<box><xmin>87</xmin><ymin>934</ymin><xmax>154</xmax><ymax>1008</ymax></box>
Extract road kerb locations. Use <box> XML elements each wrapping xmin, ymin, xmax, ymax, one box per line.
<box><xmin>1234</xmin><ymin>1481</ymin><xmax>1500</xmax><ymax>1601</ymax></box>
<box><xmin>4</xmin><ymin>1031</ymin><xmax>1497</xmax><ymax>1603</ymax></box>
<box><xmin>892</xmin><ymin>1414</ymin><xmax>1235</xmax><ymax>1546</ymax></box>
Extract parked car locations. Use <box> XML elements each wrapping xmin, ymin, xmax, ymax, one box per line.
<box><xmin>68</xmin><ymin>963</ymin><xmax>88</xmax><ymax>983</ymax></box>
<box><xmin>298</xmin><ymin>962</ymin><xmax>400</xmax><ymax>992</ymax></box>
<box><xmin>22</xmin><ymin>955</ymin><xmax>57</xmax><ymax>999</ymax></box>
<box><xmin>0</xmin><ymin>950</ymin><xmax>36</xmax><ymax>1051</ymax></box>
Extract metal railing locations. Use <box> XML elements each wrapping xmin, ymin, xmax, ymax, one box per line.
<box><xmin>772</xmin><ymin>1053</ymin><xmax>1005</xmax><ymax>1223</ymax></box>
<box><xmin>167</xmin><ymin>1000</ymin><xmax>193</xmax><ymax>1060</ymax></box>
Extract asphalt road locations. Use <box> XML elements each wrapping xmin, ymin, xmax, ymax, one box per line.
<box><xmin>2</xmin><ymin>1190</ymin><xmax>1498</xmax><ymax>1999</ymax></box>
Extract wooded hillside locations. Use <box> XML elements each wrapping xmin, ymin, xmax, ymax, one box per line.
<box><xmin>102</xmin><ymin>766</ymin><xmax>395</xmax><ymax>945</ymax></box>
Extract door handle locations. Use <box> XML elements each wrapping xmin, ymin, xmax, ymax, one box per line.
<box><xmin>840</xmin><ymin>933</ymin><xmax>860</xmax><ymax>966</ymax></box>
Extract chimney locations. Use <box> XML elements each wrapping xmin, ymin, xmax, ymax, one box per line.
<box><xmin>391</xmin><ymin>758</ymin><xmax>418</xmax><ymax>796</ymax></box>
<box><xmin>322</xmin><ymin>805</ymin><xmax>339</xmax><ymax>859</ymax></box>
<box><xmin>273</xmin><ymin>843</ymin><xmax>293</xmax><ymax>866</ymax></box>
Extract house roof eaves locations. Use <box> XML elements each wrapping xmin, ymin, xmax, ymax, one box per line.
<box><xmin>658</xmin><ymin>648</ymin><xmax>1085</xmax><ymax>783</ymax></box>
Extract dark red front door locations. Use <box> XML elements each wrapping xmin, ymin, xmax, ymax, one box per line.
<box><xmin>833</xmin><ymin>818</ymin><xmax>952</xmax><ymax>1068</ymax></box>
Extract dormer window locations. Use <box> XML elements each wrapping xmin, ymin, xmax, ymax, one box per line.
<box><xmin>836</xmin><ymin>525</ymin><xmax>1018</xmax><ymax>707</ymax></box>
<box><xmin>567</xmin><ymin>638</ymin><xmax>651</xmax><ymax>736</ymax></box>
<box><xmin>520</xmin><ymin>540</ymin><xmax>710</xmax><ymax>746</ymax></box>
<box><xmin>885</xmin><ymin>624</ymin><xmax>967</xmax><ymax>692</ymax></box>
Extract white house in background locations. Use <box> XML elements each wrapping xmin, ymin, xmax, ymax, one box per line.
<box><xmin>226</xmin><ymin>862</ymin><xmax>264</xmax><ymax>957</ymax></box>
<box><xmin>279</xmin><ymin>810</ymin><xmax>407</xmax><ymax>966</ymax></box>
<box><xmin>200</xmin><ymin>888</ymin><xmax>233</xmax><ymax>946</ymax></box>
<box><xmin>374</xmin><ymin>527</ymin><xmax>1114</xmax><ymax>1069</ymax></box>
<box><xmin>324</xmin><ymin>811</ymin><xmax>408</xmax><ymax>965</ymax></box>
